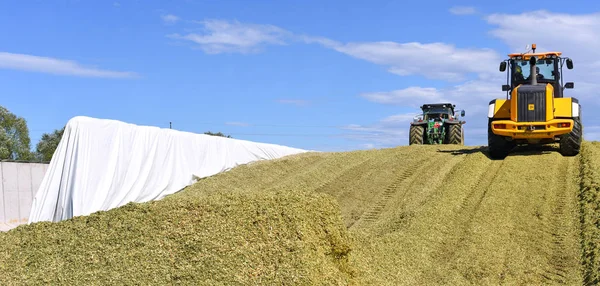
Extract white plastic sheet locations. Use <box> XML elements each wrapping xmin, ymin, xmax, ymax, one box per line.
<box><xmin>28</xmin><ymin>116</ymin><xmax>309</xmax><ymax>223</ymax></box>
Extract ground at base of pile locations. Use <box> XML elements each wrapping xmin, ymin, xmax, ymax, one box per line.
<box><xmin>0</xmin><ymin>190</ymin><xmax>354</xmax><ymax>285</ymax></box>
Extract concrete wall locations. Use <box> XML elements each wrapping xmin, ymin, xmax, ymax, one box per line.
<box><xmin>0</xmin><ymin>162</ymin><xmax>49</xmax><ymax>232</ymax></box>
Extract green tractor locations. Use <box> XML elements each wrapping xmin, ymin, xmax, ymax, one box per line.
<box><xmin>409</xmin><ymin>103</ymin><xmax>466</xmax><ymax>145</ymax></box>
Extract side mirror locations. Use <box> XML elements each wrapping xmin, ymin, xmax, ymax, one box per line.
<box><xmin>565</xmin><ymin>82</ymin><xmax>574</xmax><ymax>89</ymax></box>
<box><xmin>499</xmin><ymin>61</ymin><xmax>507</xmax><ymax>72</ymax></box>
<box><xmin>461</xmin><ymin>110</ymin><xmax>466</xmax><ymax>117</ymax></box>
<box><xmin>566</xmin><ymin>58</ymin><xmax>573</xmax><ymax>69</ymax></box>
<box><xmin>502</xmin><ymin>84</ymin><xmax>511</xmax><ymax>91</ymax></box>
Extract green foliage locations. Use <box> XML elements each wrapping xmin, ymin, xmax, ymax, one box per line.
<box><xmin>204</xmin><ymin>131</ymin><xmax>232</xmax><ymax>138</ymax></box>
<box><xmin>35</xmin><ymin>126</ymin><xmax>65</xmax><ymax>162</ymax></box>
<box><xmin>0</xmin><ymin>105</ymin><xmax>32</xmax><ymax>160</ymax></box>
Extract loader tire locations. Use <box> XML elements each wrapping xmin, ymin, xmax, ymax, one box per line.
<box><xmin>447</xmin><ymin>124</ymin><xmax>463</xmax><ymax>145</ymax></box>
<box><xmin>487</xmin><ymin>119</ymin><xmax>513</xmax><ymax>159</ymax></box>
<box><xmin>409</xmin><ymin>125</ymin><xmax>424</xmax><ymax>145</ymax></box>
<box><xmin>559</xmin><ymin>117</ymin><xmax>582</xmax><ymax>156</ymax></box>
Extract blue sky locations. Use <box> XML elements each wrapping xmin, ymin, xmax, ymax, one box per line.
<box><xmin>2</xmin><ymin>0</ymin><xmax>600</xmax><ymax>152</ymax></box>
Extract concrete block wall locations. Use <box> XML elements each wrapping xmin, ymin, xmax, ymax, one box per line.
<box><xmin>0</xmin><ymin>162</ymin><xmax>49</xmax><ymax>232</ymax></box>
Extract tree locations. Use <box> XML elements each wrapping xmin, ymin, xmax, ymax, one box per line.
<box><xmin>35</xmin><ymin>126</ymin><xmax>65</xmax><ymax>162</ymax></box>
<box><xmin>204</xmin><ymin>131</ymin><xmax>232</xmax><ymax>138</ymax></box>
<box><xmin>0</xmin><ymin>105</ymin><xmax>33</xmax><ymax>161</ymax></box>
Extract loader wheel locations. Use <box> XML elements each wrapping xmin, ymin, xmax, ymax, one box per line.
<box><xmin>487</xmin><ymin>119</ymin><xmax>513</xmax><ymax>159</ymax></box>
<box><xmin>409</xmin><ymin>125</ymin><xmax>424</xmax><ymax>145</ymax></box>
<box><xmin>447</xmin><ymin>124</ymin><xmax>462</xmax><ymax>145</ymax></box>
<box><xmin>559</xmin><ymin>117</ymin><xmax>582</xmax><ymax>156</ymax></box>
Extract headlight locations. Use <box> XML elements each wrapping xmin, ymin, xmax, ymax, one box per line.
<box><xmin>572</xmin><ymin>102</ymin><xmax>579</xmax><ymax>117</ymax></box>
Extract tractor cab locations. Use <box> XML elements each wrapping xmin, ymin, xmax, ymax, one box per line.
<box><xmin>499</xmin><ymin>45</ymin><xmax>574</xmax><ymax>98</ymax></box>
<box><xmin>419</xmin><ymin>103</ymin><xmax>464</xmax><ymax>121</ymax></box>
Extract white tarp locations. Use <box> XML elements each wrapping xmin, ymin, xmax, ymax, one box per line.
<box><xmin>28</xmin><ymin>116</ymin><xmax>309</xmax><ymax>223</ymax></box>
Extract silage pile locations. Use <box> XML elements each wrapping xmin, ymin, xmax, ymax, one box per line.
<box><xmin>577</xmin><ymin>141</ymin><xmax>600</xmax><ymax>285</ymax></box>
<box><xmin>2</xmin><ymin>142</ymin><xmax>600</xmax><ymax>285</ymax></box>
<box><xmin>0</xmin><ymin>189</ymin><xmax>354</xmax><ymax>285</ymax></box>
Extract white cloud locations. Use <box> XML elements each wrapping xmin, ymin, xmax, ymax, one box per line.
<box><xmin>379</xmin><ymin>113</ymin><xmax>420</xmax><ymax>124</ymax></box>
<box><xmin>360</xmin><ymin>87</ymin><xmax>447</xmax><ymax>106</ymax></box>
<box><xmin>360</xmin><ymin>80</ymin><xmax>500</xmax><ymax>112</ymax></box>
<box><xmin>449</xmin><ymin>6</ymin><xmax>477</xmax><ymax>15</ymax></box>
<box><xmin>276</xmin><ymin>99</ymin><xmax>309</xmax><ymax>106</ymax></box>
<box><xmin>486</xmin><ymin>10</ymin><xmax>600</xmax><ymax>55</ymax></box>
<box><xmin>161</xmin><ymin>14</ymin><xmax>180</xmax><ymax>24</ymax></box>
<box><xmin>0</xmin><ymin>52</ymin><xmax>139</xmax><ymax>78</ymax></box>
<box><xmin>170</xmin><ymin>20</ymin><xmax>501</xmax><ymax>82</ymax></box>
<box><xmin>300</xmin><ymin>29</ymin><xmax>503</xmax><ymax>146</ymax></box>
<box><xmin>168</xmin><ymin>19</ymin><xmax>290</xmax><ymax>54</ymax></box>
<box><xmin>308</xmin><ymin>38</ymin><xmax>501</xmax><ymax>81</ymax></box>
<box><xmin>340</xmin><ymin>113</ymin><xmax>415</xmax><ymax>147</ymax></box>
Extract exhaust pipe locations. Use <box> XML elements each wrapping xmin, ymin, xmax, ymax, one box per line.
<box><xmin>529</xmin><ymin>56</ymin><xmax>537</xmax><ymax>85</ymax></box>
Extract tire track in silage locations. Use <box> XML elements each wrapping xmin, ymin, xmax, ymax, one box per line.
<box><xmin>353</xmin><ymin>152</ymin><xmax>462</xmax><ymax>230</ymax></box>
<box><xmin>428</xmin><ymin>159</ymin><xmax>505</xmax><ymax>268</ymax></box>
<box><xmin>540</xmin><ymin>157</ymin><xmax>572</xmax><ymax>284</ymax></box>
<box><xmin>314</xmin><ymin>151</ymin><xmax>422</xmax><ymax>229</ymax></box>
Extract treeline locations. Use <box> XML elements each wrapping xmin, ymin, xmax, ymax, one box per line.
<box><xmin>0</xmin><ymin>105</ymin><xmax>232</xmax><ymax>162</ymax></box>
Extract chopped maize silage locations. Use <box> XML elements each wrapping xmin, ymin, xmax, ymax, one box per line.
<box><xmin>0</xmin><ymin>189</ymin><xmax>354</xmax><ymax>285</ymax></box>
<box><xmin>577</xmin><ymin>141</ymin><xmax>600</xmax><ymax>285</ymax></box>
<box><xmin>1</xmin><ymin>142</ymin><xmax>599</xmax><ymax>285</ymax></box>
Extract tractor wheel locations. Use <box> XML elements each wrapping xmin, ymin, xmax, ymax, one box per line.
<box><xmin>487</xmin><ymin>119</ymin><xmax>513</xmax><ymax>159</ymax></box>
<box><xmin>461</xmin><ymin>126</ymin><xmax>465</xmax><ymax>145</ymax></box>
<box><xmin>559</xmin><ymin>117</ymin><xmax>582</xmax><ymax>156</ymax></box>
<box><xmin>409</xmin><ymin>125</ymin><xmax>424</xmax><ymax>145</ymax></box>
<box><xmin>447</xmin><ymin>124</ymin><xmax>462</xmax><ymax>145</ymax></box>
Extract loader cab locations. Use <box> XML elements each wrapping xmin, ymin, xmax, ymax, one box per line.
<box><xmin>499</xmin><ymin>51</ymin><xmax>574</xmax><ymax>98</ymax></box>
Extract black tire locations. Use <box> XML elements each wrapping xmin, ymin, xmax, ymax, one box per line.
<box><xmin>487</xmin><ymin>119</ymin><xmax>513</xmax><ymax>159</ymax></box>
<box><xmin>559</xmin><ymin>117</ymin><xmax>582</xmax><ymax>156</ymax></box>
<box><xmin>409</xmin><ymin>125</ymin><xmax>424</xmax><ymax>145</ymax></box>
<box><xmin>447</xmin><ymin>124</ymin><xmax>462</xmax><ymax>145</ymax></box>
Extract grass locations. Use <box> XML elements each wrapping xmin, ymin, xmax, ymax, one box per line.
<box><xmin>1</xmin><ymin>143</ymin><xmax>599</xmax><ymax>285</ymax></box>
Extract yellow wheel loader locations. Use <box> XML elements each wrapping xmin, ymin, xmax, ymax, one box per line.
<box><xmin>488</xmin><ymin>44</ymin><xmax>582</xmax><ymax>159</ymax></box>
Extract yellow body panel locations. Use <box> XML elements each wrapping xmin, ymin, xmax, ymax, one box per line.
<box><xmin>491</xmin><ymin>84</ymin><xmax>574</xmax><ymax>139</ymax></box>
<box><xmin>494</xmin><ymin>99</ymin><xmax>510</xmax><ymax>118</ymax></box>
<box><xmin>554</xmin><ymin>98</ymin><xmax>573</xmax><ymax>118</ymax></box>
